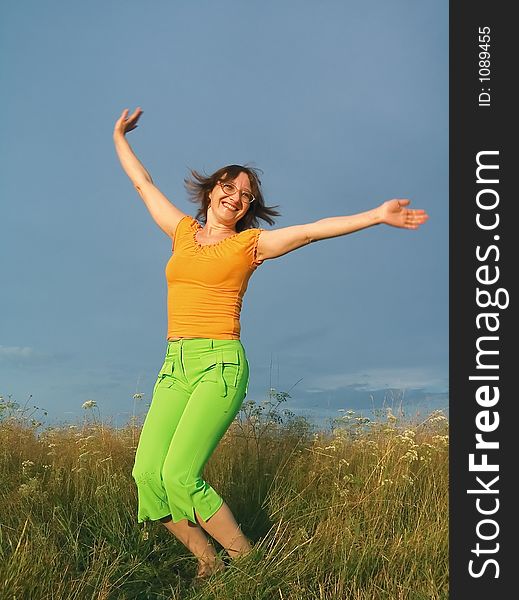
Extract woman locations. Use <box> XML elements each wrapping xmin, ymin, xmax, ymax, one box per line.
<box><xmin>113</xmin><ymin>107</ymin><xmax>429</xmax><ymax>581</ymax></box>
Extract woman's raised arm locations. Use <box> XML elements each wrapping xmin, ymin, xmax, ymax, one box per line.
<box><xmin>255</xmin><ymin>199</ymin><xmax>429</xmax><ymax>262</ymax></box>
<box><xmin>113</xmin><ymin>108</ymin><xmax>187</xmax><ymax>239</ymax></box>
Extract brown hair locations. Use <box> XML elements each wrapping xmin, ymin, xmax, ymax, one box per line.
<box><xmin>184</xmin><ymin>164</ymin><xmax>281</xmax><ymax>232</ymax></box>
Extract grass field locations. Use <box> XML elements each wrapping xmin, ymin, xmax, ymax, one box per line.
<box><xmin>0</xmin><ymin>391</ymin><xmax>448</xmax><ymax>599</ymax></box>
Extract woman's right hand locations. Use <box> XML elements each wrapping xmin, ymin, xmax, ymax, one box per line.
<box><xmin>113</xmin><ymin>107</ymin><xmax>144</xmax><ymax>138</ymax></box>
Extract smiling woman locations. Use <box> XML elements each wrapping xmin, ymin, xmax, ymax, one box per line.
<box><xmin>183</xmin><ymin>163</ymin><xmax>280</xmax><ymax>234</ymax></box>
<box><xmin>112</xmin><ymin>106</ymin><xmax>429</xmax><ymax>582</ymax></box>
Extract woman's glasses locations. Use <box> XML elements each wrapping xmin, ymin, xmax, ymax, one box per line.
<box><xmin>218</xmin><ymin>181</ymin><xmax>255</xmax><ymax>204</ymax></box>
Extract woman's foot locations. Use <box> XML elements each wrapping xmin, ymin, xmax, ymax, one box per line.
<box><xmin>195</xmin><ymin>556</ymin><xmax>226</xmax><ymax>579</ymax></box>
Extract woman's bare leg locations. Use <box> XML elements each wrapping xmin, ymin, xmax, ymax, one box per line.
<box><xmin>159</xmin><ymin>515</ymin><xmax>225</xmax><ymax>576</ymax></box>
<box><xmin>195</xmin><ymin>501</ymin><xmax>253</xmax><ymax>559</ymax></box>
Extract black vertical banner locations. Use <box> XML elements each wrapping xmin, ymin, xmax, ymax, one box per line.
<box><xmin>450</xmin><ymin>1</ymin><xmax>516</xmax><ymax>597</ymax></box>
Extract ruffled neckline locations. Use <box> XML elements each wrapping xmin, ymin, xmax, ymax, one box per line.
<box><xmin>189</xmin><ymin>217</ymin><xmax>245</xmax><ymax>249</ymax></box>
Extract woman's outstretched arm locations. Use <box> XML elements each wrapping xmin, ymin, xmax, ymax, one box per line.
<box><xmin>113</xmin><ymin>107</ymin><xmax>187</xmax><ymax>238</ymax></box>
<box><xmin>255</xmin><ymin>199</ymin><xmax>429</xmax><ymax>262</ymax></box>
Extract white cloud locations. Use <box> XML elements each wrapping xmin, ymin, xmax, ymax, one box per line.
<box><xmin>0</xmin><ymin>345</ymin><xmax>36</xmax><ymax>359</ymax></box>
<box><xmin>305</xmin><ymin>366</ymin><xmax>448</xmax><ymax>393</ymax></box>
<box><xmin>0</xmin><ymin>345</ymin><xmax>61</xmax><ymax>366</ymax></box>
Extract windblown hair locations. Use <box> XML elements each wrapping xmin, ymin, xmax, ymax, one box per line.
<box><xmin>184</xmin><ymin>164</ymin><xmax>281</xmax><ymax>232</ymax></box>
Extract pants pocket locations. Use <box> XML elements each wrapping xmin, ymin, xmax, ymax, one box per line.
<box><xmin>197</xmin><ymin>348</ymin><xmax>241</xmax><ymax>397</ymax></box>
<box><xmin>152</xmin><ymin>356</ymin><xmax>176</xmax><ymax>395</ymax></box>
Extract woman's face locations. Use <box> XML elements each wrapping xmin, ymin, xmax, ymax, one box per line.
<box><xmin>208</xmin><ymin>172</ymin><xmax>252</xmax><ymax>226</ymax></box>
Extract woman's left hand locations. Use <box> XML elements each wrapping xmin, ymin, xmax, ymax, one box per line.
<box><xmin>379</xmin><ymin>199</ymin><xmax>429</xmax><ymax>229</ymax></box>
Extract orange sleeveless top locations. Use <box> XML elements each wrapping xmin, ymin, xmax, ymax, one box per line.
<box><xmin>165</xmin><ymin>215</ymin><xmax>265</xmax><ymax>340</ymax></box>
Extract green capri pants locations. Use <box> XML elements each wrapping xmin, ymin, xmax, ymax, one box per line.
<box><xmin>131</xmin><ymin>337</ymin><xmax>249</xmax><ymax>525</ymax></box>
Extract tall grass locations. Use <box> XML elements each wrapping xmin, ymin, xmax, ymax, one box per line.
<box><xmin>0</xmin><ymin>392</ymin><xmax>448</xmax><ymax>599</ymax></box>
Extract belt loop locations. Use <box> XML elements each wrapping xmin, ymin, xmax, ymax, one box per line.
<box><xmin>217</xmin><ymin>349</ymin><xmax>227</xmax><ymax>397</ymax></box>
<box><xmin>179</xmin><ymin>338</ymin><xmax>184</xmax><ymax>374</ymax></box>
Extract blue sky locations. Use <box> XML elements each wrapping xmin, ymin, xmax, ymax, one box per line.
<box><xmin>0</xmin><ymin>0</ymin><xmax>448</xmax><ymax>431</ymax></box>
